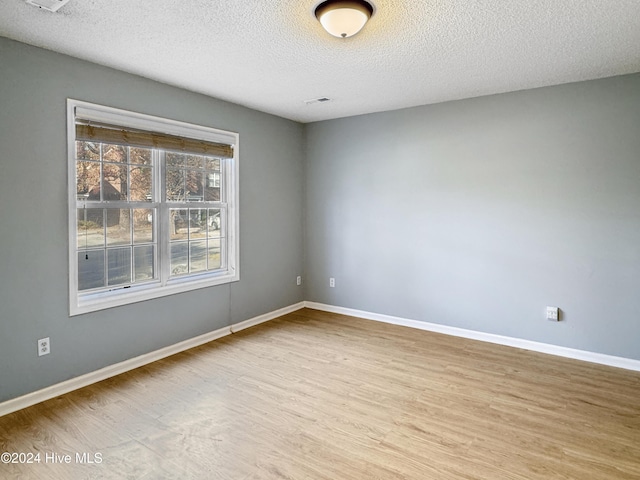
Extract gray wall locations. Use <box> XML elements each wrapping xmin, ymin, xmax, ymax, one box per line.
<box><xmin>305</xmin><ymin>74</ymin><xmax>640</xmax><ymax>360</ymax></box>
<box><xmin>2</xmin><ymin>35</ymin><xmax>639</xmax><ymax>405</ymax></box>
<box><xmin>0</xmin><ymin>37</ymin><xmax>304</xmax><ymax>403</ymax></box>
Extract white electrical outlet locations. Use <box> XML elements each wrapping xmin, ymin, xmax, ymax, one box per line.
<box><xmin>329</xmin><ymin>277</ymin><xmax>335</xmax><ymax>288</ymax></box>
<box><xmin>38</xmin><ymin>337</ymin><xmax>51</xmax><ymax>356</ymax></box>
<box><xmin>546</xmin><ymin>306</ymin><xmax>559</xmax><ymax>321</ymax></box>
<box><xmin>296</xmin><ymin>276</ymin><xmax>302</xmax><ymax>286</ymax></box>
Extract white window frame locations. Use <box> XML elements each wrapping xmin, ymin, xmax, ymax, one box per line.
<box><xmin>67</xmin><ymin>99</ymin><xmax>239</xmax><ymax>316</ymax></box>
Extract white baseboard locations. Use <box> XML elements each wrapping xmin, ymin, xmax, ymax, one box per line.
<box><xmin>304</xmin><ymin>301</ymin><xmax>640</xmax><ymax>372</ymax></box>
<box><xmin>3</xmin><ymin>299</ymin><xmax>636</xmax><ymax>418</ymax></box>
<box><xmin>0</xmin><ymin>302</ymin><xmax>305</xmax><ymax>418</ymax></box>
<box><xmin>231</xmin><ymin>302</ymin><xmax>305</xmax><ymax>333</ymax></box>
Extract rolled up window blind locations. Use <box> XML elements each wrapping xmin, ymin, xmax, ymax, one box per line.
<box><xmin>75</xmin><ymin>122</ymin><xmax>234</xmax><ymax>158</ymax></box>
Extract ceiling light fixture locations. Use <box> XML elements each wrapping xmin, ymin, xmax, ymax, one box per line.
<box><xmin>314</xmin><ymin>0</ymin><xmax>374</xmax><ymax>38</ymax></box>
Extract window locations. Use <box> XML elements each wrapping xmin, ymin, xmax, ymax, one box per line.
<box><xmin>68</xmin><ymin>100</ymin><xmax>239</xmax><ymax>315</ymax></box>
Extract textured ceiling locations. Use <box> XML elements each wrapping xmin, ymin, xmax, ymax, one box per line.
<box><xmin>1</xmin><ymin>0</ymin><xmax>639</xmax><ymax>123</ymax></box>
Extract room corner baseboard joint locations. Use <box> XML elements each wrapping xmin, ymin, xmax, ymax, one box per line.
<box><xmin>303</xmin><ymin>301</ymin><xmax>640</xmax><ymax>373</ymax></box>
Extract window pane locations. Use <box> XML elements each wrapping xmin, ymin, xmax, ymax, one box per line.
<box><xmin>166</xmin><ymin>152</ymin><xmax>184</xmax><ymax>167</ymax></box>
<box><xmin>76</xmin><ymin>161</ymin><xmax>101</xmax><ymax>200</ymax></box>
<box><xmin>76</xmin><ymin>141</ymin><xmax>100</xmax><ymax>161</ymax></box>
<box><xmin>170</xmin><ymin>209</ymin><xmax>188</xmax><ymax>241</ymax></box>
<box><xmin>208</xmin><ymin>239</ymin><xmax>222</xmax><ymax>270</ymax></box>
<box><xmin>130</xmin><ymin>165</ymin><xmax>152</xmax><ymax>201</ymax></box>
<box><xmin>204</xmin><ymin>157</ymin><xmax>222</xmax><ymax>203</ymax></box>
<box><xmin>77</xmin><ymin>208</ymin><xmax>105</xmax><ymax>248</ymax></box>
<box><xmin>205</xmin><ymin>158</ymin><xmax>220</xmax><ymax>171</ymax></box>
<box><xmin>134</xmin><ymin>245</ymin><xmax>155</xmax><ymax>282</ymax></box>
<box><xmin>204</xmin><ymin>174</ymin><xmax>220</xmax><ymax>201</ymax></box>
<box><xmin>78</xmin><ymin>250</ymin><xmax>105</xmax><ymax>290</ymax></box>
<box><xmin>189</xmin><ymin>209</ymin><xmax>207</xmax><ymax>240</ymax></box>
<box><xmin>107</xmin><ymin>247</ymin><xmax>131</xmax><ymax>286</ymax></box>
<box><xmin>207</xmin><ymin>209</ymin><xmax>221</xmax><ymax>238</ymax></box>
<box><xmin>102</xmin><ymin>144</ymin><xmax>127</xmax><ymax>163</ymax></box>
<box><xmin>186</xmin><ymin>155</ymin><xmax>203</xmax><ymax>168</ymax></box>
<box><xmin>205</xmin><ymin>172</ymin><xmax>220</xmax><ymax>188</ymax></box>
<box><xmin>130</xmin><ymin>147</ymin><xmax>152</xmax><ymax>165</ymax></box>
<box><xmin>186</xmin><ymin>171</ymin><xmax>204</xmax><ymax>201</ymax></box>
<box><xmin>133</xmin><ymin>209</ymin><xmax>154</xmax><ymax>244</ymax></box>
<box><xmin>166</xmin><ymin>168</ymin><xmax>184</xmax><ymax>201</ymax></box>
<box><xmin>170</xmin><ymin>242</ymin><xmax>189</xmax><ymax>276</ymax></box>
<box><xmin>102</xmin><ymin>163</ymin><xmax>127</xmax><ymax>200</ymax></box>
<box><xmin>106</xmin><ymin>209</ymin><xmax>131</xmax><ymax>246</ymax></box>
<box><xmin>190</xmin><ymin>241</ymin><xmax>207</xmax><ymax>273</ymax></box>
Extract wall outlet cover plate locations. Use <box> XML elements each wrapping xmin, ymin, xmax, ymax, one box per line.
<box><xmin>546</xmin><ymin>306</ymin><xmax>560</xmax><ymax>321</ymax></box>
<box><xmin>38</xmin><ymin>337</ymin><xmax>51</xmax><ymax>356</ymax></box>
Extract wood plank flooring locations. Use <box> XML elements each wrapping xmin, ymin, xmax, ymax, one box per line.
<box><xmin>1</xmin><ymin>308</ymin><xmax>639</xmax><ymax>479</ymax></box>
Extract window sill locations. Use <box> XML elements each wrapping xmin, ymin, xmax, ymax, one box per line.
<box><xmin>71</xmin><ymin>270</ymin><xmax>239</xmax><ymax>316</ymax></box>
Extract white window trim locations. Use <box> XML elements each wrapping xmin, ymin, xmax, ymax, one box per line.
<box><xmin>67</xmin><ymin>99</ymin><xmax>240</xmax><ymax>316</ymax></box>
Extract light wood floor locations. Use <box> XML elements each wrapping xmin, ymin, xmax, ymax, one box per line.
<box><xmin>1</xmin><ymin>308</ymin><xmax>639</xmax><ymax>479</ymax></box>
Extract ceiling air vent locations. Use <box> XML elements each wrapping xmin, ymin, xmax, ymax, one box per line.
<box><xmin>304</xmin><ymin>97</ymin><xmax>331</xmax><ymax>105</ymax></box>
<box><xmin>25</xmin><ymin>0</ymin><xmax>70</xmax><ymax>12</ymax></box>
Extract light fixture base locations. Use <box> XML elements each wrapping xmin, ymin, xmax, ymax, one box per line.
<box><xmin>315</xmin><ymin>0</ymin><xmax>374</xmax><ymax>38</ymax></box>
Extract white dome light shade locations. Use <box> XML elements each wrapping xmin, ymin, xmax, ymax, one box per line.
<box><xmin>315</xmin><ymin>0</ymin><xmax>374</xmax><ymax>38</ymax></box>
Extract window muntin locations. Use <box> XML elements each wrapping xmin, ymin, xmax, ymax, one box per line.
<box><xmin>68</xmin><ymin>100</ymin><xmax>239</xmax><ymax>315</ymax></box>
